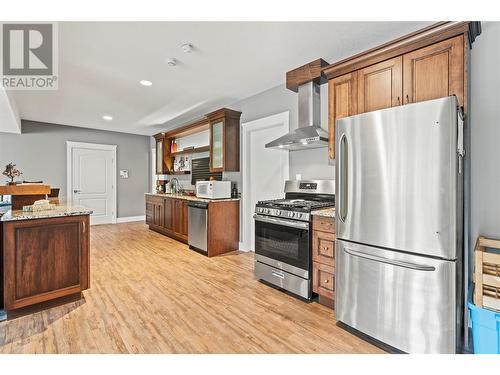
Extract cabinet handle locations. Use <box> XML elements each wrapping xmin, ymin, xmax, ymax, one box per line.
<box><xmin>406</xmin><ymin>94</ymin><xmax>410</xmax><ymax>103</ymax></box>
<box><xmin>324</xmin><ymin>279</ymin><xmax>329</xmax><ymax>283</ymax></box>
<box><xmin>397</xmin><ymin>96</ymin><xmax>401</xmax><ymax>105</ymax></box>
<box><xmin>82</xmin><ymin>221</ymin><xmax>86</xmax><ymax>233</ymax></box>
<box><xmin>323</xmin><ymin>246</ymin><xmax>329</xmax><ymax>251</ymax></box>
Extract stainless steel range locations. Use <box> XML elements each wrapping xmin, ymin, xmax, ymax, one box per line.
<box><xmin>253</xmin><ymin>180</ymin><xmax>335</xmax><ymax>300</ymax></box>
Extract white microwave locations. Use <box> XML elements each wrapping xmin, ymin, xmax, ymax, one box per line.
<box><xmin>196</xmin><ymin>181</ymin><xmax>231</xmax><ymax>199</ymax></box>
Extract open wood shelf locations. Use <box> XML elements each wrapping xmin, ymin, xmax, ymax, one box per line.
<box><xmin>166</xmin><ymin>171</ymin><xmax>191</xmax><ymax>175</ymax></box>
<box><xmin>171</xmin><ymin>145</ymin><xmax>210</xmax><ymax>156</ymax></box>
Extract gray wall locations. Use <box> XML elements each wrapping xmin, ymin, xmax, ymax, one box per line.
<box><xmin>470</xmin><ymin>22</ymin><xmax>500</xmax><ymax>249</ymax></box>
<box><xmin>0</xmin><ymin>121</ymin><xmax>150</xmax><ymax>218</ymax></box>
<box><xmin>229</xmin><ymin>83</ymin><xmax>335</xmax><ymax>180</ymax></box>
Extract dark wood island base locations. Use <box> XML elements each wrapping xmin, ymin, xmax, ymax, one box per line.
<box><xmin>1</xmin><ymin>205</ymin><xmax>92</xmax><ymax>317</ymax></box>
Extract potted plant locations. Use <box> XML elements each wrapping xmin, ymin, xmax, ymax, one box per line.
<box><xmin>3</xmin><ymin>163</ymin><xmax>22</xmax><ymax>185</ymax></box>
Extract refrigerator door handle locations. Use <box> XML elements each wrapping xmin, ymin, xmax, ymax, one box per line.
<box><xmin>338</xmin><ymin>133</ymin><xmax>348</xmax><ymax>223</ymax></box>
<box><xmin>343</xmin><ymin>247</ymin><xmax>436</xmax><ymax>272</ymax></box>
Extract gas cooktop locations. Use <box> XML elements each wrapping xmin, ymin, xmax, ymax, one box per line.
<box><xmin>256</xmin><ymin>198</ymin><xmax>332</xmax><ymax>211</ymax></box>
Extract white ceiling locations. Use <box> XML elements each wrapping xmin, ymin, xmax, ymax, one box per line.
<box><xmin>11</xmin><ymin>22</ymin><xmax>432</xmax><ymax>136</ymax></box>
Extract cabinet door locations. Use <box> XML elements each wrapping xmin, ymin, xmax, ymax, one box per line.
<box><xmin>172</xmin><ymin>199</ymin><xmax>180</xmax><ymax>234</ymax></box>
<box><xmin>357</xmin><ymin>56</ymin><xmax>403</xmax><ymax>113</ymax></box>
<box><xmin>312</xmin><ymin>230</ymin><xmax>335</xmax><ymax>267</ymax></box>
<box><xmin>3</xmin><ymin>215</ymin><xmax>90</xmax><ymax>310</ymax></box>
<box><xmin>164</xmin><ymin>198</ymin><xmax>173</xmax><ymax>231</ymax></box>
<box><xmin>145</xmin><ymin>196</ymin><xmax>153</xmax><ymax>225</ymax></box>
<box><xmin>312</xmin><ymin>262</ymin><xmax>335</xmax><ymax>300</ymax></box>
<box><xmin>155</xmin><ymin>139</ymin><xmax>164</xmax><ymax>174</ymax></box>
<box><xmin>154</xmin><ymin>201</ymin><xmax>164</xmax><ymax>227</ymax></box>
<box><xmin>328</xmin><ymin>72</ymin><xmax>357</xmax><ymax>160</ymax></box>
<box><xmin>210</xmin><ymin>120</ymin><xmax>224</xmax><ymax>172</ymax></box>
<box><xmin>403</xmin><ymin>35</ymin><xmax>464</xmax><ymax>107</ymax></box>
<box><xmin>178</xmin><ymin>200</ymin><xmax>188</xmax><ymax>237</ymax></box>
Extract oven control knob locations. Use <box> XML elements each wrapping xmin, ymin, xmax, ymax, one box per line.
<box><xmin>288</xmin><ymin>212</ymin><xmax>294</xmax><ymax>218</ymax></box>
<box><xmin>296</xmin><ymin>213</ymin><xmax>302</xmax><ymax>219</ymax></box>
<box><xmin>275</xmin><ymin>210</ymin><xmax>281</xmax><ymax>216</ymax></box>
<box><xmin>264</xmin><ymin>208</ymin><xmax>270</xmax><ymax>214</ymax></box>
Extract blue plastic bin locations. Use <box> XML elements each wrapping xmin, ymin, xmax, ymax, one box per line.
<box><xmin>468</xmin><ymin>302</ymin><xmax>500</xmax><ymax>354</ymax></box>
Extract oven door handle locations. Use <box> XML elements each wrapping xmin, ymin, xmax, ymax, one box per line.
<box><xmin>253</xmin><ymin>214</ymin><xmax>309</xmax><ymax>230</ymax></box>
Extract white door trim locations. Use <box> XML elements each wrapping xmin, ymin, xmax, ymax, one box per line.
<box><xmin>66</xmin><ymin>141</ymin><xmax>117</xmax><ymax>224</ymax></box>
<box><xmin>241</xmin><ymin>111</ymin><xmax>290</xmax><ymax>252</ymax></box>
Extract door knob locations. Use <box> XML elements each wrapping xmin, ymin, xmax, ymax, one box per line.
<box><xmin>73</xmin><ymin>189</ymin><xmax>81</xmax><ymax>194</ymax></box>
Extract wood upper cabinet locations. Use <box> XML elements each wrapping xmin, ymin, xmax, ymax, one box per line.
<box><xmin>403</xmin><ymin>35</ymin><xmax>464</xmax><ymax>107</ymax></box>
<box><xmin>206</xmin><ymin>108</ymin><xmax>242</xmax><ymax>172</ymax></box>
<box><xmin>324</xmin><ymin>23</ymin><xmax>478</xmax><ymax>162</ymax></box>
<box><xmin>328</xmin><ymin>72</ymin><xmax>357</xmax><ymax>160</ymax></box>
<box><xmin>357</xmin><ymin>56</ymin><xmax>403</xmax><ymax>113</ymax></box>
<box><xmin>153</xmin><ymin>134</ymin><xmax>172</xmax><ymax>175</ymax></box>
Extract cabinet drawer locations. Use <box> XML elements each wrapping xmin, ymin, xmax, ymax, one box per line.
<box><xmin>312</xmin><ymin>262</ymin><xmax>335</xmax><ymax>300</ymax></box>
<box><xmin>312</xmin><ymin>216</ymin><xmax>335</xmax><ymax>233</ymax></box>
<box><xmin>312</xmin><ymin>230</ymin><xmax>335</xmax><ymax>266</ymax></box>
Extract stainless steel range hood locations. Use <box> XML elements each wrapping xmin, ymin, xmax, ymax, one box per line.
<box><xmin>266</xmin><ymin>81</ymin><xmax>328</xmax><ymax>150</ymax></box>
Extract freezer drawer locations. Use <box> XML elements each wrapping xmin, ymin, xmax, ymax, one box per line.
<box><xmin>335</xmin><ymin>239</ymin><xmax>458</xmax><ymax>353</ymax></box>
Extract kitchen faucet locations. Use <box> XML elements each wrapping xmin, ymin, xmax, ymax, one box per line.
<box><xmin>170</xmin><ymin>178</ymin><xmax>183</xmax><ymax>194</ymax></box>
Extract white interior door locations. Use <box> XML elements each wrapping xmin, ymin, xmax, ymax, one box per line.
<box><xmin>68</xmin><ymin>142</ymin><xmax>116</xmax><ymax>225</ymax></box>
<box><xmin>242</xmin><ymin>112</ymin><xmax>290</xmax><ymax>251</ymax></box>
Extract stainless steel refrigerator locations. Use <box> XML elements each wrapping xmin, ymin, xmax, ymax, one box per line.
<box><xmin>335</xmin><ymin>96</ymin><xmax>465</xmax><ymax>354</ymax></box>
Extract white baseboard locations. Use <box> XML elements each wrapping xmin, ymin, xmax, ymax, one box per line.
<box><xmin>238</xmin><ymin>242</ymin><xmax>253</xmax><ymax>252</ymax></box>
<box><xmin>117</xmin><ymin>215</ymin><xmax>145</xmax><ymax>223</ymax></box>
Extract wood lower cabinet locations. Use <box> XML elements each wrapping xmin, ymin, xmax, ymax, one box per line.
<box><xmin>146</xmin><ymin>195</ymin><xmax>164</xmax><ymax>228</ymax></box>
<box><xmin>145</xmin><ymin>195</ymin><xmax>239</xmax><ymax>256</ymax></box>
<box><xmin>312</xmin><ymin>215</ymin><xmax>335</xmax><ymax>307</ymax></box>
<box><xmin>206</xmin><ymin>200</ymin><xmax>239</xmax><ymax>257</ymax></box>
<box><xmin>2</xmin><ymin>215</ymin><xmax>90</xmax><ymax>311</ymax></box>
<box><xmin>172</xmin><ymin>199</ymin><xmax>188</xmax><ymax>241</ymax></box>
<box><xmin>164</xmin><ymin>197</ymin><xmax>174</xmax><ymax>231</ymax></box>
<box><xmin>312</xmin><ymin>262</ymin><xmax>335</xmax><ymax>301</ymax></box>
<box><xmin>328</xmin><ymin>72</ymin><xmax>358</xmax><ymax>160</ymax></box>
<box><xmin>403</xmin><ymin>35</ymin><xmax>464</xmax><ymax>107</ymax></box>
<box><xmin>357</xmin><ymin>56</ymin><xmax>402</xmax><ymax>113</ymax></box>
<box><xmin>146</xmin><ymin>195</ymin><xmax>188</xmax><ymax>243</ymax></box>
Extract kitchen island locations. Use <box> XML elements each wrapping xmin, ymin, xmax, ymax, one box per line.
<box><xmin>145</xmin><ymin>193</ymin><xmax>240</xmax><ymax>257</ymax></box>
<box><xmin>1</xmin><ymin>204</ymin><xmax>92</xmax><ymax>314</ymax></box>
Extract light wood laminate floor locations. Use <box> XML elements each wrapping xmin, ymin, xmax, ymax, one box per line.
<box><xmin>0</xmin><ymin>222</ymin><xmax>383</xmax><ymax>354</ymax></box>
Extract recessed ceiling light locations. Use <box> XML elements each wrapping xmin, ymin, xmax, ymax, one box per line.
<box><xmin>102</xmin><ymin>115</ymin><xmax>113</xmax><ymax>121</ymax></box>
<box><xmin>140</xmin><ymin>80</ymin><xmax>153</xmax><ymax>86</ymax></box>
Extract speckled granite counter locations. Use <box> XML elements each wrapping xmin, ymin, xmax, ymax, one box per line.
<box><xmin>145</xmin><ymin>193</ymin><xmax>240</xmax><ymax>203</ymax></box>
<box><xmin>312</xmin><ymin>207</ymin><xmax>335</xmax><ymax>218</ymax></box>
<box><xmin>0</xmin><ymin>204</ymin><xmax>93</xmax><ymax>222</ymax></box>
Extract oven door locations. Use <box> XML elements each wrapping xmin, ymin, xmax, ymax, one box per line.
<box><xmin>253</xmin><ymin>214</ymin><xmax>310</xmax><ymax>273</ymax></box>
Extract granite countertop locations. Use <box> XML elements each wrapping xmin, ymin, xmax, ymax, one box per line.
<box><xmin>312</xmin><ymin>207</ymin><xmax>336</xmax><ymax>218</ymax></box>
<box><xmin>145</xmin><ymin>193</ymin><xmax>240</xmax><ymax>202</ymax></box>
<box><xmin>1</xmin><ymin>204</ymin><xmax>93</xmax><ymax>222</ymax></box>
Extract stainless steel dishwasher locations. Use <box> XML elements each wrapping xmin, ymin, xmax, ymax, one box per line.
<box><xmin>188</xmin><ymin>201</ymin><xmax>208</xmax><ymax>253</ymax></box>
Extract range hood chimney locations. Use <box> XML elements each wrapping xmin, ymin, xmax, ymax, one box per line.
<box><xmin>266</xmin><ymin>58</ymin><xmax>329</xmax><ymax>151</ymax></box>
